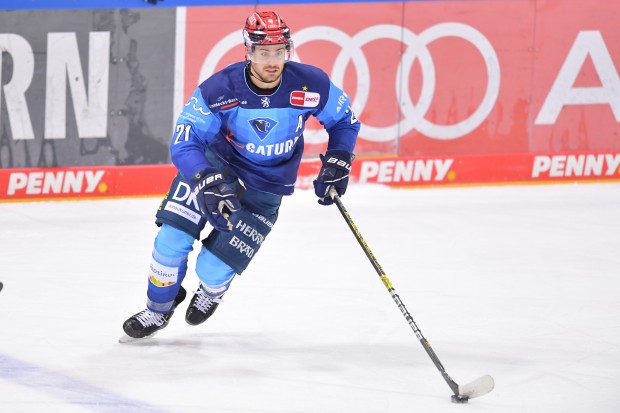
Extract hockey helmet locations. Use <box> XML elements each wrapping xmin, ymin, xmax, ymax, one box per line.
<box><xmin>243</xmin><ymin>11</ymin><xmax>293</xmax><ymax>63</ymax></box>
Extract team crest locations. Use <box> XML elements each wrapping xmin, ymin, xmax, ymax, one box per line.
<box><xmin>248</xmin><ymin>117</ymin><xmax>278</xmax><ymax>141</ymax></box>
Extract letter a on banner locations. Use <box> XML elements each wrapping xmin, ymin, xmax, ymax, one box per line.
<box><xmin>536</xmin><ymin>31</ymin><xmax>620</xmax><ymax>124</ymax></box>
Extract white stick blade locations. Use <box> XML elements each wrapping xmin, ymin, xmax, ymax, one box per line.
<box><xmin>458</xmin><ymin>375</ymin><xmax>495</xmax><ymax>399</ymax></box>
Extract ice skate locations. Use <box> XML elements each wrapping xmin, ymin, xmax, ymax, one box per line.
<box><xmin>119</xmin><ymin>286</ymin><xmax>187</xmax><ymax>343</ymax></box>
<box><xmin>185</xmin><ymin>284</ymin><xmax>224</xmax><ymax>326</ymax></box>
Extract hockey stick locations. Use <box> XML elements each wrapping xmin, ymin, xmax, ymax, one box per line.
<box><xmin>329</xmin><ymin>189</ymin><xmax>494</xmax><ymax>403</ymax></box>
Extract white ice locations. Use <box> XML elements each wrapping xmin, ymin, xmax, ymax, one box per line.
<box><xmin>0</xmin><ymin>182</ymin><xmax>619</xmax><ymax>413</ymax></box>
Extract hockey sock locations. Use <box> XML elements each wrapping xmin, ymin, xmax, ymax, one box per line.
<box><xmin>146</xmin><ymin>224</ymin><xmax>195</xmax><ymax>312</ymax></box>
<box><xmin>195</xmin><ymin>246</ymin><xmax>236</xmax><ymax>294</ymax></box>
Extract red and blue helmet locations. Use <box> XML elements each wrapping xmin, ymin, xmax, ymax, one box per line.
<box><xmin>243</xmin><ymin>11</ymin><xmax>293</xmax><ymax>61</ymax></box>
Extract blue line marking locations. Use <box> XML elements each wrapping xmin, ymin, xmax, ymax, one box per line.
<box><xmin>0</xmin><ymin>354</ymin><xmax>168</xmax><ymax>413</ymax></box>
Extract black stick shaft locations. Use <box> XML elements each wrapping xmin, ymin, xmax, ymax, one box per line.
<box><xmin>331</xmin><ymin>193</ymin><xmax>459</xmax><ymax>396</ymax></box>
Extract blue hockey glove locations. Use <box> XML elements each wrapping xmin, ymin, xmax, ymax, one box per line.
<box><xmin>313</xmin><ymin>150</ymin><xmax>354</xmax><ymax>206</ymax></box>
<box><xmin>192</xmin><ymin>169</ymin><xmax>241</xmax><ymax>231</ymax></box>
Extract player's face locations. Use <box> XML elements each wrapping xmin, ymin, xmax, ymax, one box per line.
<box><xmin>247</xmin><ymin>45</ymin><xmax>287</xmax><ymax>87</ymax></box>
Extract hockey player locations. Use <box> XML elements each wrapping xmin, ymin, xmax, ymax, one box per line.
<box><xmin>121</xmin><ymin>11</ymin><xmax>360</xmax><ymax>340</ymax></box>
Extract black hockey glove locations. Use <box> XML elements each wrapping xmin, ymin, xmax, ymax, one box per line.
<box><xmin>313</xmin><ymin>150</ymin><xmax>354</xmax><ymax>206</ymax></box>
<box><xmin>192</xmin><ymin>169</ymin><xmax>241</xmax><ymax>231</ymax></box>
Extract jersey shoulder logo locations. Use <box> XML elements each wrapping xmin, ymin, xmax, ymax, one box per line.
<box><xmin>248</xmin><ymin>117</ymin><xmax>278</xmax><ymax>141</ymax></box>
<box><xmin>290</xmin><ymin>91</ymin><xmax>321</xmax><ymax>107</ymax></box>
<box><xmin>185</xmin><ymin>96</ymin><xmax>210</xmax><ymax>115</ymax></box>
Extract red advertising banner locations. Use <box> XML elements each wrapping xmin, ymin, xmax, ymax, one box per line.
<box><xmin>531</xmin><ymin>1</ymin><xmax>620</xmax><ymax>153</ymax></box>
<box><xmin>0</xmin><ymin>165</ymin><xmax>177</xmax><ymax>201</ymax></box>
<box><xmin>183</xmin><ymin>1</ymin><xmax>620</xmax><ymax>158</ymax></box>
<box><xmin>398</xmin><ymin>0</ymin><xmax>535</xmax><ymax>156</ymax></box>
<box><xmin>2</xmin><ymin>149</ymin><xmax>618</xmax><ymax>201</ymax></box>
<box><xmin>1</xmin><ymin>1</ymin><xmax>619</xmax><ymax>202</ymax></box>
<box><xmin>297</xmin><ymin>150</ymin><xmax>620</xmax><ymax>189</ymax></box>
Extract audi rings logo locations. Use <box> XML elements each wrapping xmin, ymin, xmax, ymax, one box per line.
<box><xmin>199</xmin><ymin>23</ymin><xmax>500</xmax><ymax>143</ymax></box>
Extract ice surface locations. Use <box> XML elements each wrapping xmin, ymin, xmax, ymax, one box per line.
<box><xmin>0</xmin><ymin>183</ymin><xmax>619</xmax><ymax>412</ymax></box>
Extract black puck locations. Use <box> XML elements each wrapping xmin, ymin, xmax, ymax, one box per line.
<box><xmin>451</xmin><ymin>395</ymin><xmax>469</xmax><ymax>404</ymax></box>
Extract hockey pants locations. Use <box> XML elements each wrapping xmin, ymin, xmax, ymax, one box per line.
<box><xmin>146</xmin><ymin>170</ymin><xmax>281</xmax><ymax>313</ymax></box>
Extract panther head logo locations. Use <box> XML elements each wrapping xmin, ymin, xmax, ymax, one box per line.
<box><xmin>252</xmin><ymin>119</ymin><xmax>271</xmax><ymax>133</ymax></box>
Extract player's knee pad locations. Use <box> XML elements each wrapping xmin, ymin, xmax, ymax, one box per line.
<box><xmin>203</xmin><ymin>208</ymin><xmax>276</xmax><ymax>274</ymax></box>
<box><xmin>147</xmin><ymin>224</ymin><xmax>195</xmax><ymax>312</ymax></box>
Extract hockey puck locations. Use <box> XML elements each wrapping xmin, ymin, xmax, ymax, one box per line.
<box><xmin>451</xmin><ymin>395</ymin><xmax>469</xmax><ymax>404</ymax></box>
<box><xmin>0</xmin><ymin>281</ymin><xmax>3</xmax><ymax>292</ymax></box>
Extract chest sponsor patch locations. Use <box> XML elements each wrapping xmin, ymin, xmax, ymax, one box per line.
<box><xmin>290</xmin><ymin>91</ymin><xmax>320</xmax><ymax>107</ymax></box>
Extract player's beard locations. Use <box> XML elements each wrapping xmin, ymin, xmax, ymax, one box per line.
<box><xmin>249</xmin><ymin>62</ymin><xmax>284</xmax><ymax>87</ymax></box>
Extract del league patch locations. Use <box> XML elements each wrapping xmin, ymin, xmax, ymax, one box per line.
<box><xmin>290</xmin><ymin>91</ymin><xmax>320</xmax><ymax>107</ymax></box>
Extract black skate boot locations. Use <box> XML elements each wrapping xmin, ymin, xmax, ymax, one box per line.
<box><xmin>121</xmin><ymin>286</ymin><xmax>187</xmax><ymax>341</ymax></box>
<box><xmin>185</xmin><ymin>284</ymin><xmax>224</xmax><ymax>326</ymax></box>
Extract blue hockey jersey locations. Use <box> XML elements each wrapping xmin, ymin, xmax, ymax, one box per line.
<box><xmin>170</xmin><ymin>61</ymin><xmax>360</xmax><ymax>195</ymax></box>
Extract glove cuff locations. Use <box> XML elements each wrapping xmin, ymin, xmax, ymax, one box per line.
<box><xmin>189</xmin><ymin>167</ymin><xmax>221</xmax><ymax>187</ymax></box>
<box><xmin>321</xmin><ymin>150</ymin><xmax>354</xmax><ymax>172</ymax></box>
<box><xmin>325</xmin><ymin>149</ymin><xmax>354</xmax><ymax>163</ymax></box>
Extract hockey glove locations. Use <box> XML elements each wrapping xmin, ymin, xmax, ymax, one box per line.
<box><xmin>313</xmin><ymin>150</ymin><xmax>354</xmax><ymax>206</ymax></box>
<box><xmin>192</xmin><ymin>169</ymin><xmax>241</xmax><ymax>231</ymax></box>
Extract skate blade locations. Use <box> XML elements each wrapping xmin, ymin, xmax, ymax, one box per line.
<box><xmin>118</xmin><ymin>332</ymin><xmax>157</xmax><ymax>344</ymax></box>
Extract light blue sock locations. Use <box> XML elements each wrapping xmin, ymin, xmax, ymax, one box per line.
<box><xmin>195</xmin><ymin>246</ymin><xmax>236</xmax><ymax>296</ymax></box>
<box><xmin>146</xmin><ymin>224</ymin><xmax>195</xmax><ymax>312</ymax></box>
